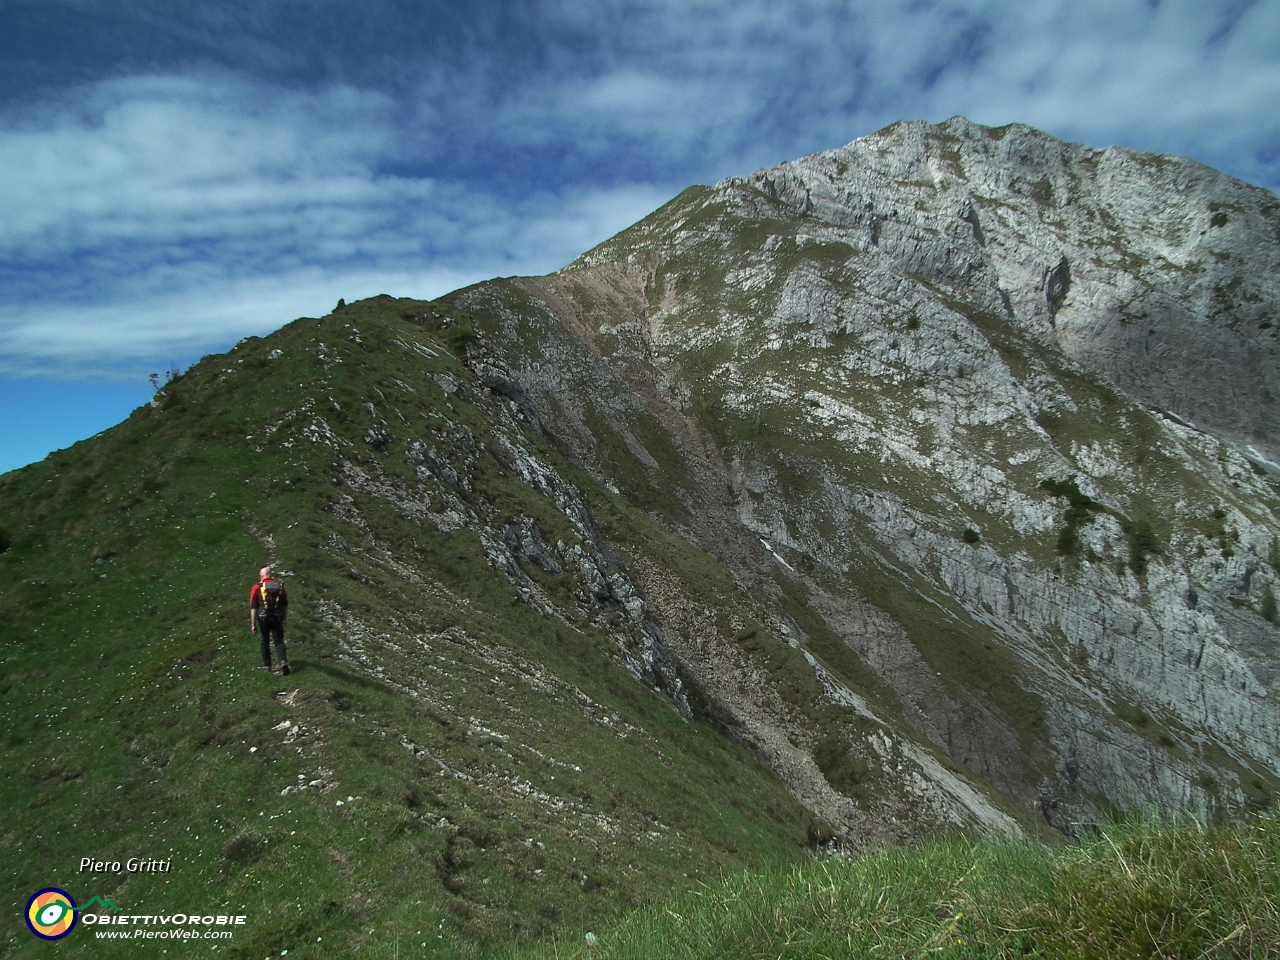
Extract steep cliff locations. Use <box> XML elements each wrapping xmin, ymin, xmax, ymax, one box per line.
<box><xmin>447</xmin><ymin>117</ymin><xmax>1280</xmax><ymax>830</ymax></box>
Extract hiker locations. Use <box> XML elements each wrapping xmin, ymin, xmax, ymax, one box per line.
<box><xmin>250</xmin><ymin>565</ymin><xmax>290</xmax><ymax>676</ymax></box>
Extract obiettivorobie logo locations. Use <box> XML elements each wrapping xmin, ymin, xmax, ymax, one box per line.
<box><xmin>25</xmin><ymin>889</ymin><xmax>115</xmax><ymax>941</ymax></box>
<box><xmin>25</xmin><ymin>890</ymin><xmax>122</xmax><ymax>940</ymax></box>
<box><xmin>25</xmin><ymin>888</ymin><xmax>246</xmax><ymax>942</ymax></box>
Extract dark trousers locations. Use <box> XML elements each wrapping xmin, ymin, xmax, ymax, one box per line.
<box><xmin>259</xmin><ymin>617</ymin><xmax>287</xmax><ymax>667</ymax></box>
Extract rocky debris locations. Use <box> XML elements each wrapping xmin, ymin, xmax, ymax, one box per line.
<box><xmin>562</xmin><ymin>542</ymin><xmax>612</xmax><ymax>601</ymax></box>
<box><xmin>331</xmin><ymin>400</ymin><xmax>694</xmax><ymax>721</ymax></box>
<box><xmin>503</xmin><ymin>517</ymin><xmax>562</xmax><ymax>575</ymax></box>
<box><xmin>406</xmin><ymin>439</ymin><xmax>469</xmax><ymax>491</ymax></box>
<box><xmin>280</xmin><ymin>768</ymin><xmax>338</xmax><ymax>797</ymax></box>
<box><xmin>472</xmin><ymin>356</ymin><xmax>544</xmax><ymax>432</ymax></box>
<box><xmin>444</xmin><ymin>116</ymin><xmax>1280</xmax><ymax>828</ymax></box>
<box><xmin>621</xmin><ymin>552</ymin><xmax>1019</xmax><ymax>842</ymax></box>
<box><xmin>308</xmin><ymin>590</ymin><xmax>686</xmax><ymax>844</ymax></box>
<box><xmin>551</xmin><ymin>534</ymin><xmax>689</xmax><ymax>717</ymax></box>
<box><xmin>493</xmin><ymin>435</ymin><xmax>599</xmax><ymax>544</ymax></box>
<box><xmin>431</xmin><ymin>372</ymin><xmax>463</xmax><ymax>396</ymax></box>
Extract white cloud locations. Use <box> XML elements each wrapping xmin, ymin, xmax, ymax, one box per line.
<box><xmin>865</xmin><ymin>0</ymin><xmax>1280</xmax><ymax>181</ymax></box>
<box><xmin>2</xmin><ymin>0</ymin><xmax>1277</xmax><ymax>382</ymax></box>
<box><xmin>0</xmin><ymin>77</ymin><xmax>400</xmax><ymax>262</ymax></box>
<box><xmin>433</xmin><ymin>0</ymin><xmax>1280</xmax><ymax>187</ymax></box>
<box><xmin>0</xmin><ymin>189</ymin><xmax>667</xmax><ymax>376</ymax></box>
<box><xmin>0</xmin><ymin>74</ymin><xmax>672</xmax><ymax>376</ymax></box>
<box><xmin>0</xmin><ymin>267</ymin><xmax>466</xmax><ymax>379</ymax></box>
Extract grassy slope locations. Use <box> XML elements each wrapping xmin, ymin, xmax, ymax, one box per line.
<box><xmin>512</xmin><ymin>813</ymin><xmax>1280</xmax><ymax>960</ymax></box>
<box><xmin>0</xmin><ymin>297</ymin><xmax>815</xmax><ymax>959</ymax></box>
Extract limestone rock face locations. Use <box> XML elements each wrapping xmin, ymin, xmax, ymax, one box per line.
<box><xmin>748</xmin><ymin>117</ymin><xmax>1280</xmax><ymax>465</ymax></box>
<box><xmin>449</xmin><ymin>118</ymin><xmax>1280</xmax><ymax>831</ymax></box>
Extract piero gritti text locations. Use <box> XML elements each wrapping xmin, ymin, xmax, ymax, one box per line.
<box><xmin>80</xmin><ymin>857</ymin><xmax>173</xmax><ymax>874</ymax></box>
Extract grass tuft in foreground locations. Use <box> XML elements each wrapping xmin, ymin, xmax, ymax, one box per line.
<box><xmin>514</xmin><ymin>814</ymin><xmax>1280</xmax><ymax>959</ymax></box>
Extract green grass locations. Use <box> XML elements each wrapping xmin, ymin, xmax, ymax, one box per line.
<box><xmin>509</xmin><ymin>814</ymin><xmax>1280</xmax><ymax>959</ymax></box>
<box><xmin>0</xmin><ymin>296</ymin><xmax>817</xmax><ymax>959</ymax></box>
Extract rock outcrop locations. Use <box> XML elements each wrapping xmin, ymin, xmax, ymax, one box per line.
<box><xmin>446</xmin><ymin>117</ymin><xmax>1280</xmax><ymax>830</ymax></box>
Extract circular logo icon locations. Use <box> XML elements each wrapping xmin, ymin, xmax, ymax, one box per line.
<box><xmin>26</xmin><ymin>888</ymin><xmax>78</xmax><ymax>940</ymax></box>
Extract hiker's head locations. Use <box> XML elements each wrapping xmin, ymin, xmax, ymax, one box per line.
<box><xmin>259</xmin><ymin>566</ymin><xmax>272</xmax><ymax>580</ymax></box>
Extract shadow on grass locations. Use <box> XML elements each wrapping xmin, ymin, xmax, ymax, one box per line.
<box><xmin>306</xmin><ymin>658</ymin><xmax>401</xmax><ymax>694</ymax></box>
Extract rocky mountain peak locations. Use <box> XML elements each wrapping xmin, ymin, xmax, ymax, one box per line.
<box><xmin>5</xmin><ymin>122</ymin><xmax>1278</xmax><ymax>943</ymax></box>
<box><xmin>474</xmin><ymin>117</ymin><xmax>1280</xmax><ymax>830</ymax></box>
<box><xmin>725</xmin><ymin>116</ymin><xmax>1280</xmax><ymax>464</ymax></box>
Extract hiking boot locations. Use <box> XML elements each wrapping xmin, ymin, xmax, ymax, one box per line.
<box><xmin>280</xmin><ymin>663</ymin><xmax>291</xmax><ymax>677</ymax></box>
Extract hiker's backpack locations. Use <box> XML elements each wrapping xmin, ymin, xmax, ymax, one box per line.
<box><xmin>259</xmin><ymin>578</ymin><xmax>284</xmax><ymax>618</ymax></box>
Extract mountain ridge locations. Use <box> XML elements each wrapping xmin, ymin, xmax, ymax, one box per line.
<box><xmin>2</xmin><ymin>116</ymin><xmax>1278</xmax><ymax>956</ymax></box>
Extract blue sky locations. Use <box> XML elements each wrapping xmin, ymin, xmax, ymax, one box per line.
<box><xmin>2</xmin><ymin>0</ymin><xmax>1278</xmax><ymax>473</ymax></box>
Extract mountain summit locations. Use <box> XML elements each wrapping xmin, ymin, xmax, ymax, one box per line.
<box><xmin>3</xmin><ymin>117</ymin><xmax>1278</xmax><ymax>953</ymax></box>
<box><xmin>450</xmin><ymin>116</ymin><xmax>1280</xmax><ymax>830</ymax></box>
